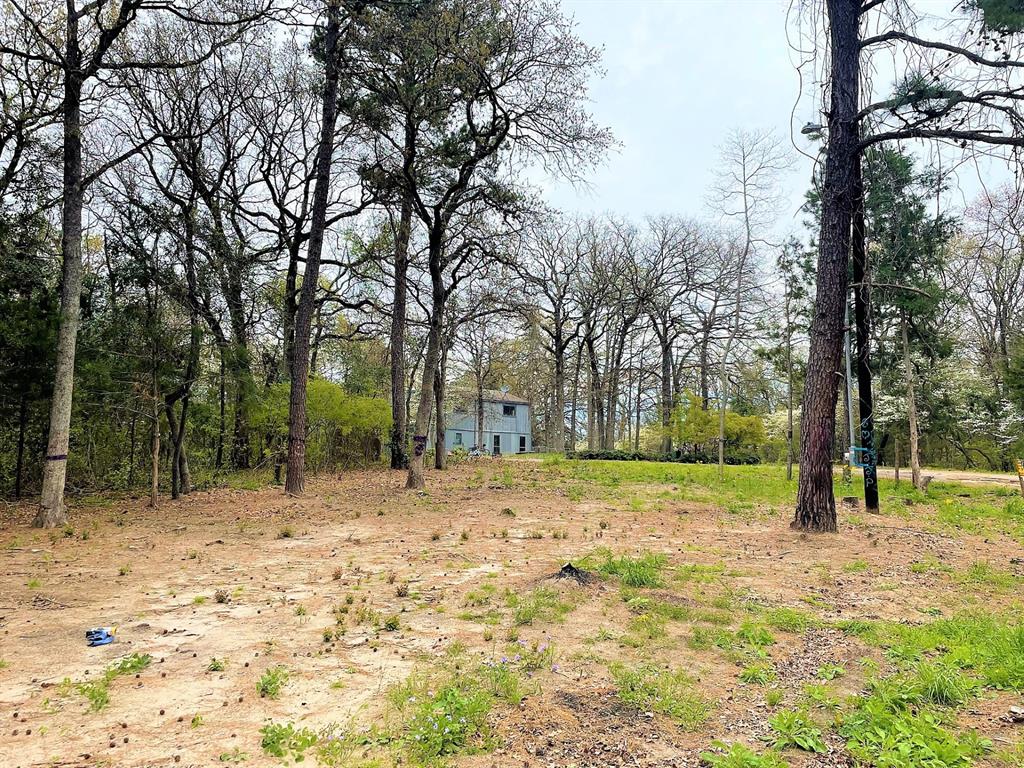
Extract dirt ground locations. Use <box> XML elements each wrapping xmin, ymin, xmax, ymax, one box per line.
<box><xmin>1</xmin><ymin>460</ymin><xmax>1023</xmax><ymax>768</ymax></box>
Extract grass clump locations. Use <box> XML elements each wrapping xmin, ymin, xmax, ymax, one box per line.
<box><xmin>505</xmin><ymin>586</ymin><xmax>571</xmax><ymax>626</ymax></box>
<box><xmin>739</xmin><ymin>663</ymin><xmax>776</xmax><ymax>685</ymax></box>
<box><xmin>610</xmin><ymin>662</ymin><xmax>710</xmax><ymax>730</ymax></box>
<box><xmin>588</xmin><ymin>549</ymin><xmax>668</xmax><ymax>587</ymax></box>
<box><xmin>768</xmin><ymin>709</ymin><xmax>826</xmax><ymax>753</ymax></box>
<box><xmin>257</xmin><ymin>665</ymin><xmax>289</xmax><ymax>699</ymax></box>
<box><xmin>700</xmin><ymin>742</ymin><xmax>790</xmax><ymax>768</ymax></box>
<box><xmin>390</xmin><ymin>672</ymin><xmax>495</xmax><ymax>761</ymax></box>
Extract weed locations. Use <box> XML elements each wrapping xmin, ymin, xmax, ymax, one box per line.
<box><xmin>396</xmin><ymin>582</ymin><xmax>410</xmax><ymax>598</ymax></box>
<box><xmin>815</xmin><ymin>663</ymin><xmax>845</xmax><ymax>681</ymax></box>
<box><xmin>802</xmin><ymin>683</ymin><xmax>839</xmax><ymax>711</ymax></box>
<box><xmin>700</xmin><ymin>742</ymin><xmax>790</xmax><ymax>768</ymax></box>
<box><xmin>842</xmin><ymin>559</ymin><xmax>868</xmax><ymax>573</ymax></box>
<box><xmin>761</xmin><ymin>606</ymin><xmax>815</xmax><ymax>633</ymax></box>
<box><xmin>190</xmin><ymin>713</ymin><xmax>204</xmax><ymax>728</ymax></box>
<box><xmin>841</xmin><ymin>694</ymin><xmax>990</xmax><ymax>767</ymax></box>
<box><xmin>586</xmin><ymin>548</ymin><xmax>667</xmax><ymax>587</ymax></box>
<box><xmin>506</xmin><ymin>586</ymin><xmax>571</xmax><ymax>626</ymax></box>
<box><xmin>391</xmin><ymin>673</ymin><xmax>494</xmax><ymax>761</ymax></box>
<box><xmin>277</xmin><ymin>526</ymin><xmax>295</xmax><ymax>539</ymax></box>
<box><xmin>768</xmin><ymin>709</ymin><xmax>826</xmax><ymax>753</ymax></box>
<box><xmin>260</xmin><ymin>722</ymin><xmax>318</xmax><ymax>761</ymax></box>
<box><xmin>257</xmin><ymin>665</ymin><xmax>289</xmax><ymax>699</ymax></box>
<box><xmin>207</xmin><ymin>658</ymin><xmax>226</xmax><ymax>672</ymax></box>
<box><xmin>739</xmin><ymin>663</ymin><xmax>776</xmax><ymax>685</ymax></box>
<box><xmin>610</xmin><ymin>662</ymin><xmax>710</xmax><ymax>730</ymax></box>
<box><xmin>383</xmin><ymin>614</ymin><xmax>401</xmax><ymax>632</ymax></box>
<box><xmin>74</xmin><ymin>653</ymin><xmax>152</xmax><ymax>712</ymax></box>
<box><xmin>218</xmin><ymin>748</ymin><xmax>249</xmax><ymax>762</ymax></box>
<box><xmin>118</xmin><ymin>564</ymin><xmax>131</xmax><ymax>576</ymax></box>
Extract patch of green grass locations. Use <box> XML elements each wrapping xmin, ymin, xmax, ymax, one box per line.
<box><xmin>609</xmin><ymin>662</ymin><xmax>711</xmax><ymax>730</ymax></box>
<box><xmin>260</xmin><ymin>722</ymin><xmax>318</xmax><ymax>762</ymax></box>
<box><xmin>760</xmin><ymin>606</ymin><xmax>816</xmax><ymax>633</ymax></box>
<box><xmin>583</xmin><ymin>548</ymin><xmax>667</xmax><ymax>587</ymax></box>
<box><xmin>841</xmin><ymin>694</ymin><xmax>990</xmax><ymax>767</ymax></box>
<box><xmin>505</xmin><ymin>586</ymin><xmax>571</xmax><ymax>626</ymax></box>
<box><xmin>391</xmin><ymin>672</ymin><xmax>494</xmax><ymax>761</ymax></box>
<box><xmin>815</xmin><ymin>663</ymin><xmax>845</xmax><ymax>681</ymax></box>
<box><xmin>73</xmin><ymin>653</ymin><xmax>152</xmax><ymax>712</ymax></box>
<box><xmin>768</xmin><ymin>709</ymin><xmax>827</xmax><ymax>753</ymax></box>
<box><xmin>700</xmin><ymin>742</ymin><xmax>790</xmax><ymax>768</ymax></box>
<box><xmin>739</xmin><ymin>663</ymin><xmax>776</xmax><ymax>685</ymax></box>
<box><xmin>676</xmin><ymin>563</ymin><xmax>728</xmax><ymax>583</ymax></box>
<box><xmin>802</xmin><ymin>683</ymin><xmax>839</xmax><ymax>711</ymax></box>
<box><xmin>257</xmin><ymin>665</ymin><xmax>289</xmax><ymax>699</ymax></box>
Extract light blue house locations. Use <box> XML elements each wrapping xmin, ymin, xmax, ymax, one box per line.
<box><xmin>445</xmin><ymin>389</ymin><xmax>532</xmax><ymax>455</ymax></box>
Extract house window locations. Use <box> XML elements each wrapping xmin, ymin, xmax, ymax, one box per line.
<box><xmin>454</xmin><ymin>432</ymin><xmax>463</xmax><ymax>446</ymax></box>
<box><xmin>519</xmin><ymin>435</ymin><xmax>527</xmax><ymax>453</ymax></box>
<box><xmin>503</xmin><ymin>404</ymin><xmax>516</xmax><ymax>417</ymax></box>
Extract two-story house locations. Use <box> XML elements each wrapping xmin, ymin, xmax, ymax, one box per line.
<box><xmin>444</xmin><ymin>389</ymin><xmax>532</xmax><ymax>455</ymax></box>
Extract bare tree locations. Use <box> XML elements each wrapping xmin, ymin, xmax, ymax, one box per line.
<box><xmin>708</xmin><ymin>129</ymin><xmax>787</xmax><ymax>478</ymax></box>
<box><xmin>0</xmin><ymin>0</ymin><xmax>269</xmax><ymax>527</ymax></box>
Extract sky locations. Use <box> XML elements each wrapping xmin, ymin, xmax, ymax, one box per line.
<box><xmin>539</xmin><ymin>0</ymin><xmax>1011</xmax><ymax>232</ymax></box>
<box><xmin>541</xmin><ymin>0</ymin><xmax>816</xmax><ymax>231</ymax></box>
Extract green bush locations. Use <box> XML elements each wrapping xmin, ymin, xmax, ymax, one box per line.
<box><xmin>251</xmin><ymin>379</ymin><xmax>390</xmax><ymax>470</ymax></box>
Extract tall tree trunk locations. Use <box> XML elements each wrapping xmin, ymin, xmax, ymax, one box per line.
<box><xmin>15</xmin><ymin>395</ymin><xmax>27</xmax><ymax>499</ymax></box>
<box><xmin>793</xmin><ymin>0</ymin><xmax>860</xmax><ymax>533</ymax></box>
<box><xmin>902</xmin><ymin>313</ymin><xmax>923</xmax><ymax>489</ymax></box>
<box><xmin>35</xmin><ymin>27</ymin><xmax>84</xmax><ymax>529</ymax></box>
<box><xmin>698</xmin><ymin>333</ymin><xmax>711</xmax><ymax>409</ymax></box>
<box><xmin>553</xmin><ymin>338</ymin><xmax>566</xmax><ymax>453</ymax></box>
<box><xmin>634</xmin><ymin>368</ymin><xmax>642</xmax><ymax>451</ymax></box>
<box><xmin>166</xmin><ymin>400</ymin><xmax>181</xmax><ymax>499</ymax></box>
<box><xmin>660</xmin><ymin>338</ymin><xmax>673</xmax><ymax>454</ymax></box>
<box><xmin>216</xmin><ymin>348</ymin><xmax>226</xmax><ymax>470</ymax></box>
<box><xmin>786</xmin><ymin>323</ymin><xmax>795</xmax><ymax>481</ymax></box>
<box><xmin>285</xmin><ymin>0</ymin><xmax>341</xmax><ymax>495</ymax></box>
<box><xmin>389</xmin><ymin>193</ymin><xmax>412</xmax><ymax>469</ymax></box>
<box><xmin>149</xmin><ymin>380</ymin><xmax>160</xmax><ymax>509</ymax></box>
<box><xmin>128</xmin><ymin>412</ymin><xmax>137</xmax><ymax>487</ymax></box>
<box><xmin>406</xmin><ymin>233</ymin><xmax>444</xmax><ymax>490</ymax></box>
<box><xmin>569</xmin><ymin>345</ymin><xmax>580</xmax><ymax>453</ymax></box>
<box><xmin>433</xmin><ymin>360</ymin><xmax>446</xmax><ymax>470</ymax></box>
<box><xmin>851</xmin><ymin>153</ymin><xmax>879</xmax><ymax>511</ymax></box>
<box><xmin>476</xmin><ymin>374</ymin><xmax>485</xmax><ymax>451</ymax></box>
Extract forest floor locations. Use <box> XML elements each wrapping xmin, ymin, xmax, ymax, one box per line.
<box><xmin>1</xmin><ymin>457</ymin><xmax>1024</xmax><ymax>768</ymax></box>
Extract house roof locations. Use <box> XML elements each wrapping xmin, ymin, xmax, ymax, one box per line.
<box><xmin>451</xmin><ymin>388</ymin><xmax>530</xmax><ymax>408</ymax></box>
<box><xmin>481</xmin><ymin>388</ymin><xmax>529</xmax><ymax>405</ymax></box>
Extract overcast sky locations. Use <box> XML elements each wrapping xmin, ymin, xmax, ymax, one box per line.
<box><xmin>542</xmin><ymin>0</ymin><xmax>815</xmax><ymax>231</ymax></box>
<box><xmin>540</xmin><ymin>0</ymin><xmax>1008</xmax><ymax>233</ymax></box>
